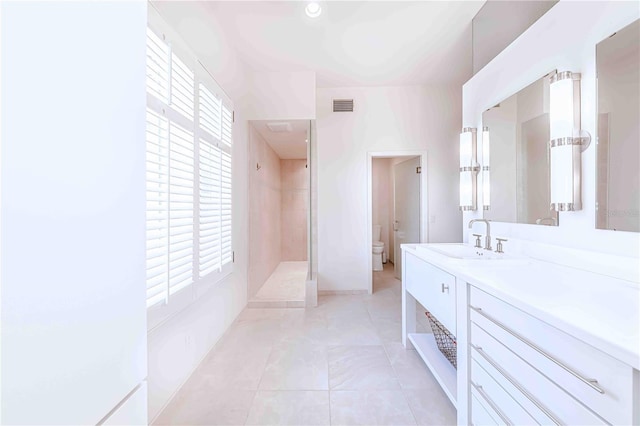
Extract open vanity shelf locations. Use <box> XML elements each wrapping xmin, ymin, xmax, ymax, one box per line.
<box><xmin>407</xmin><ymin>333</ymin><xmax>457</xmax><ymax>407</ymax></box>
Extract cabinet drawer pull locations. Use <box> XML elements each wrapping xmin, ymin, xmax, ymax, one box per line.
<box><xmin>441</xmin><ymin>283</ymin><xmax>449</xmax><ymax>293</ymax></box>
<box><xmin>471</xmin><ymin>344</ymin><xmax>563</xmax><ymax>426</ymax></box>
<box><xmin>470</xmin><ymin>305</ymin><xmax>604</xmax><ymax>395</ymax></box>
<box><xmin>471</xmin><ymin>381</ymin><xmax>513</xmax><ymax>426</ymax></box>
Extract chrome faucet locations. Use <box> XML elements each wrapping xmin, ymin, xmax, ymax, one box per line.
<box><xmin>468</xmin><ymin>219</ymin><xmax>492</xmax><ymax>251</ymax></box>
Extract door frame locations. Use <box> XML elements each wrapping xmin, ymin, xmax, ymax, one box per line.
<box><xmin>367</xmin><ymin>150</ymin><xmax>429</xmax><ymax>294</ymax></box>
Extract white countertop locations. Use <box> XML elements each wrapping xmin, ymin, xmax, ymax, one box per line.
<box><xmin>403</xmin><ymin>244</ymin><xmax>640</xmax><ymax>370</ymax></box>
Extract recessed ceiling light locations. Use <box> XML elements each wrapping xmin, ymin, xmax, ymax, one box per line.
<box><xmin>305</xmin><ymin>2</ymin><xmax>322</xmax><ymax>18</ymax></box>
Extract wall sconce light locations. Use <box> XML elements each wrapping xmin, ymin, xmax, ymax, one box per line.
<box><xmin>549</xmin><ymin>71</ymin><xmax>590</xmax><ymax>211</ymax></box>
<box><xmin>459</xmin><ymin>127</ymin><xmax>479</xmax><ymax>211</ymax></box>
<box><xmin>482</xmin><ymin>126</ymin><xmax>490</xmax><ymax>211</ymax></box>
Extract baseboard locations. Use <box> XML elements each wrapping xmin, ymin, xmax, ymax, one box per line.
<box><xmin>306</xmin><ymin>278</ymin><xmax>318</xmax><ymax>307</ymax></box>
<box><xmin>247</xmin><ymin>299</ymin><xmax>305</xmax><ymax>309</ymax></box>
<box><xmin>318</xmin><ymin>289</ymin><xmax>368</xmax><ymax>296</ymax></box>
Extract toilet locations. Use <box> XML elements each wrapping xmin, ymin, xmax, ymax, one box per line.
<box><xmin>372</xmin><ymin>224</ymin><xmax>384</xmax><ymax>271</ymax></box>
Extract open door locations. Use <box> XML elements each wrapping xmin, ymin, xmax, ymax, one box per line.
<box><xmin>394</xmin><ymin>157</ymin><xmax>421</xmax><ymax>279</ymax></box>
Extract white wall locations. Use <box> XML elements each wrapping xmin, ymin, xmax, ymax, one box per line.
<box><xmin>464</xmin><ymin>1</ymin><xmax>640</xmax><ymax>257</ymax></box>
<box><xmin>317</xmin><ymin>85</ymin><xmax>462</xmax><ymax>292</ymax></box>
<box><xmin>248</xmin><ymin>71</ymin><xmax>316</xmax><ymax>120</ymax></box>
<box><xmin>146</xmin><ymin>1</ymin><xmax>250</xmax><ymax>421</ymax></box>
<box><xmin>472</xmin><ymin>1</ymin><xmax>557</xmax><ymax>74</ymax></box>
<box><xmin>1</xmin><ymin>2</ymin><xmax>147</xmax><ymax>424</ymax></box>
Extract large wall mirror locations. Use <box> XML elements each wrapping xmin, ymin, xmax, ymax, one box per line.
<box><xmin>596</xmin><ymin>19</ymin><xmax>640</xmax><ymax>232</ymax></box>
<box><xmin>482</xmin><ymin>73</ymin><xmax>558</xmax><ymax>226</ymax></box>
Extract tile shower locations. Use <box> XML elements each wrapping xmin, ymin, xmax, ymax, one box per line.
<box><xmin>248</xmin><ymin>124</ymin><xmax>309</xmax><ymax>307</ymax></box>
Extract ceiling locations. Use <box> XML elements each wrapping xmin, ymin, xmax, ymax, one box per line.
<box><xmin>251</xmin><ymin>120</ymin><xmax>309</xmax><ymax>159</ymax></box>
<box><xmin>204</xmin><ymin>1</ymin><xmax>485</xmax><ymax>87</ymax></box>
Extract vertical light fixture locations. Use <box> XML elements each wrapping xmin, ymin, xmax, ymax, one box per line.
<box><xmin>459</xmin><ymin>127</ymin><xmax>479</xmax><ymax>211</ymax></box>
<box><xmin>549</xmin><ymin>71</ymin><xmax>590</xmax><ymax>211</ymax></box>
<box><xmin>482</xmin><ymin>127</ymin><xmax>490</xmax><ymax>210</ymax></box>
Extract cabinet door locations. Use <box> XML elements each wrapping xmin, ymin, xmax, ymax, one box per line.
<box><xmin>405</xmin><ymin>252</ymin><xmax>456</xmax><ymax>335</ymax></box>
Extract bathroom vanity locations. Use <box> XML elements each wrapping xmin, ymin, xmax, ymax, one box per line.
<box><xmin>401</xmin><ymin>243</ymin><xmax>640</xmax><ymax>425</ymax></box>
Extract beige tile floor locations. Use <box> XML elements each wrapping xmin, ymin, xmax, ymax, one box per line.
<box><xmin>154</xmin><ymin>263</ymin><xmax>456</xmax><ymax>425</ymax></box>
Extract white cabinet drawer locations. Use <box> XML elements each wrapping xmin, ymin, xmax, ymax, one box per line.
<box><xmin>405</xmin><ymin>252</ymin><xmax>456</xmax><ymax>335</ymax></box>
<box><xmin>471</xmin><ymin>391</ymin><xmax>499</xmax><ymax>426</ymax></box>
<box><xmin>471</xmin><ymin>323</ymin><xmax>607</xmax><ymax>425</ymax></box>
<box><xmin>471</xmin><ymin>358</ymin><xmax>538</xmax><ymax>425</ymax></box>
<box><xmin>469</xmin><ymin>286</ymin><xmax>634</xmax><ymax>425</ymax></box>
<box><xmin>471</xmin><ymin>335</ymin><xmax>563</xmax><ymax>426</ymax></box>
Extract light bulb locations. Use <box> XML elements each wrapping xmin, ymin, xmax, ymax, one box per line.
<box><xmin>305</xmin><ymin>2</ymin><xmax>322</xmax><ymax>18</ymax></box>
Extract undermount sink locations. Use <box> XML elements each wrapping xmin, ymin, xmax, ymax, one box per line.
<box><xmin>415</xmin><ymin>243</ymin><xmax>528</xmax><ymax>264</ymax></box>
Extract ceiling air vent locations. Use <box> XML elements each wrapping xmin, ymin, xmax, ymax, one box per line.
<box><xmin>333</xmin><ymin>99</ymin><xmax>354</xmax><ymax>112</ymax></box>
<box><xmin>266</xmin><ymin>122</ymin><xmax>293</xmax><ymax>133</ymax></box>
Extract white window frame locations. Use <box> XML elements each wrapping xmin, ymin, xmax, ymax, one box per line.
<box><xmin>146</xmin><ymin>6</ymin><xmax>233</xmax><ymax>331</ymax></box>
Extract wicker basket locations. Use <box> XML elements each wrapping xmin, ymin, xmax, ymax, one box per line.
<box><xmin>425</xmin><ymin>310</ymin><xmax>457</xmax><ymax>369</ymax></box>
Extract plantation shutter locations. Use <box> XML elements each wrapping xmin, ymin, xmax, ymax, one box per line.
<box><xmin>197</xmin><ymin>84</ymin><xmax>233</xmax><ymax>276</ymax></box>
<box><xmin>198</xmin><ymin>140</ymin><xmax>221</xmax><ymax>276</ymax></box>
<box><xmin>168</xmin><ymin>122</ymin><xmax>194</xmax><ymax>294</ymax></box>
<box><xmin>220</xmin><ymin>138</ymin><xmax>232</xmax><ymax>265</ymax></box>
<box><xmin>170</xmin><ymin>53</ymin><xmax>195</xmax><ymax>121</ymax></box>
<box><xmin>146</xmin><ymin>28</ymin><xmax>170</xmax><ymax>104</ymax></box>
<box><xmin>146</xmin><ymin>23</ymin><xmax>233</xmax><ymax>309</ymax></box>
<box><xmin>145</xmin><ymin>109</ymin><xmax>170</xmax><ymax>307</ymax></box>
<box><xmin>198</xmin><ymin>83</ymin><xmax>222</xmax><ymax>141</ymax></box>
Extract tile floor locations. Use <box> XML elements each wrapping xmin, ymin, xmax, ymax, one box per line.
<box><xmin>154</xmin><ymin>263</ymin><xmax>456</xmax><ymax>425</ymax></box>
<box><xmin>249</xmin><ymin>261</ymin><xmax>307</xmax><ymax>308</ymax></box>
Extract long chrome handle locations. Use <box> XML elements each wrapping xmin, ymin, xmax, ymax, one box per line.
<box><xmin>470</xmin><ymin>305</ymin><xmax>604</xmax><ymax>395</ymax></box>
<box><xmin>471</xmin><ymin>344</ymin><xmax>563</xmax><ymax>426</ymax></box>
<box><xmin>441</xmin><ymin>283</ymin><xmax>449</xmax><ymax>293</ymax></box>
<box><xmin>471</xmin><ymin>381</ymin><xmax>513</xmax><ymax>426</ymax></box>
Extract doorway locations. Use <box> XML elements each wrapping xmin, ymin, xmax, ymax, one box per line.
<box><xmin>367</xmin><ymin>151</ymin><xmax>428</xmax><ymax>294</ymax></box>
<box><xmin>247</xmin><ymin>119</ymin><xmax>312</xmax><ymax>307</ymax></box>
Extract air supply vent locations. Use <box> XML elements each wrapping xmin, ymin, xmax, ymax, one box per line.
<box><xmin>266</xmin><ymin>122</ymin><xmax>293</xmax><ymax>133</ymax></box>
<box><xmin>333</xmin><ymin>99</ymin><xmax>354</xmax><ymax>112</ymax></box>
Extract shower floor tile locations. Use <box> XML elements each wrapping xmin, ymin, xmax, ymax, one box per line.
<box><xmin>250</xmin><ymin>261</ymin><xmax>306</xmax><ymax>306</ymax></box>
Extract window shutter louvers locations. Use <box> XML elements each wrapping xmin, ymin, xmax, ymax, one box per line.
<box><xmin>145</xmin><ymin>26</ymin><xmax>233</xmax><ymax>308</ymax></box>
<box><xmin>170</xmin><ymin>53</ymin><xmax>195</xmax><ymax>121</ymax></box>
<box><xmin>198</xmin><ymin>83</ymin><xmax>222</xmax><ymax>140</ymax></box>
<box><xmin>221</xmin><ymin>147</ymin><xmax>233</xmax><ymax>265</ymax></box>
<box><xmin>145</xmin><ymin>109</ymin><xmax>170</xmax><ymax>307</ymax></box>
<box><xmin>146</xmin><ymin>28</ymin><xmax>170</xmax><ymax>104</ymax></box>
<box><xmin>168</xmin><ymin>123</ymin><xmax>195</xmax><ymax>295</ymax></box>
<box><xmin>198</xmin><ymin>140</ymin><xmax>222</xmax><ymax>276</ymax></box>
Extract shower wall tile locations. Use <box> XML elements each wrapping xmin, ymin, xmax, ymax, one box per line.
<box><xmin>281</xmin><ymin>159</ymin><xmax>308</xmax><ymax>261</ymax></box>
<box><xmin>248</xmin><ymin>126</ymin><xmax>282</xmax><ymax>298</ymax></box>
